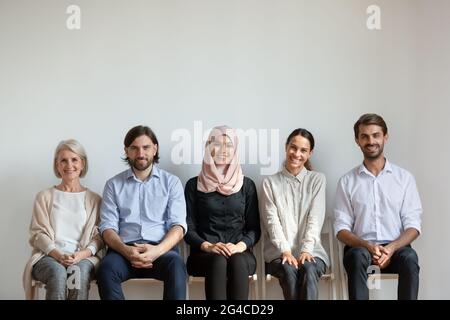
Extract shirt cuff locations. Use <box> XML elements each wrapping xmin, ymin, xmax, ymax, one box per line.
<box><xmin>280</xmin><ymin>242</ymin><xmax>291</xmax><ymax>253</ymax></box>
<box><xmin>334</xmin><ymin>224</ymin><xmax>352</xmax><ymax>238</ymax></box>
<box><xmin>169</xmin><ymin>223</ymin><xmax>187</xmax><ymax>235</ymax></box>
<box><xmin>403</xmin><ymin>224</ymin><xmax>421</xmax><ymax>235</ymax></box>
<box><xmin>86</xmin><ymin>245</ymin><xmax>97</xmax><ymax>256</ymax></box>
<box><xmin>241</xmin><ymin>237</ymin><xmax>252</xmax><ymax>249</ymax></box>
<box><xmin>44</xmin><ymin>243</ymin><xmax>56</xmax><ymax>255</ymax></box>
<box><xmin>100</xmin><ymin>225</ymin><xmax>119</xmax><ymax>235</ymax></box>
<box><xmin>300</xmin><ymin>242</ymin><xmax>314</xmax><ymax>254</ymax></box>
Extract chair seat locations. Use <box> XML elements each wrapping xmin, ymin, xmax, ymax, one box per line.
<box><xmin>187</xmin><ymin>274</ymin><xmax>258</xmax><ymax>299</ymax></box>
<box><xmin>31</xmin><ymin>278</ymin><xmax>163</xmax><ymax>300</ymax></box>
<box><xmin>188</xmin><ymin>274</ymin><xmax>257</xmax><ymax>284</ymax></box>
<box><xmin>265</xmin><ymin>272</ymin><xmax>334</xmax><ymax>282</ymax></box>
<box><xmin>368</xmin><ymin>273</ymin><xmax>399</xmax><ymax>280</ymax></box>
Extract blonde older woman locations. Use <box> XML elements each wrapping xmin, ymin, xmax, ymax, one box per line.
<box><xmin>23</xmin><ymin>139</ymin><xmax>104</xmax><ymax>300</ymax></box>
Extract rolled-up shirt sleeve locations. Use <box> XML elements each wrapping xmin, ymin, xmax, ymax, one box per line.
<box><xmin>400</xmin><ymin>174</ymin><xmax>422</xmax><ymax>234</ymax></box>
<box><xmin>165</xmin><ymin>177</ymin><xmax>187</xmax><ymax>234</ymax></box>
<box><xmin>333</xmin><ymin>176</ymin><xmax>354</xmax><ymax>237</ymax></box>
<box><xmin>99</xmin><ymin>180</ymin><xmax>120</xmax><ymax>235</ymax></box>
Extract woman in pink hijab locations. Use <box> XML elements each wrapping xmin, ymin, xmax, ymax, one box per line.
<box><xmin>184</xmin><ymin>125</ymin><xmax>261</xmax><ymax>300</ymax></box>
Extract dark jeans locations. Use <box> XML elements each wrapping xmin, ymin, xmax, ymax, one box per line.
<box><xmin>343</xmin><ymin>245</ymin><xmax>420</xmax><ymax>300</ymax></box>
<box><xmin>96</xmin><ymin>246</ymin><xmax>187</xmax><ymax>300</ymax></box>
<box><xmin>266</xmin><ymin>257</ymin><xmax>327</xmax><ymax>300</ymax></box>
<box><xmin>186</xmin><ymin>250</ymin><xmax>256</xmax><ymax>300</ymax></box>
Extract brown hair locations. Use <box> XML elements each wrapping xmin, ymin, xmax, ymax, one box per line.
<box><xmin>123</xmin><ymin>125</ymin><xmax>160</xmax><ymax>164</ymax></box>
<box><xmin>353</xmin><ymin>113</ymin><xmax>388</xmax><ymax>138</ymax></box>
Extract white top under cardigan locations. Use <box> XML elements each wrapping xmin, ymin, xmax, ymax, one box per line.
<box><xmin>23</xmin><ymin>187</ymin><xmax>104</xmax><ymax>299</ymax></box>
<box><xmin>260</xmin><ymin>167</ymin><xmax>329</xmax><ymax>267</ymax></box>
<box><xmin>49</xmin><ymin>189</ymin><xmax>92</xmax><ymax>255</ymax></box>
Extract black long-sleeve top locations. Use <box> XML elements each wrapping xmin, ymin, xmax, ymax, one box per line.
<box><xmin>184</xmin><ymin>176</ymin><xmax>261</xmax><ymax>253</ymax></box>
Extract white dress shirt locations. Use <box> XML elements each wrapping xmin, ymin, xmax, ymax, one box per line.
<box><xmin>333</xmin><ymin>159</ymin><xmax>422</xmax><ymax>244</ymax></box>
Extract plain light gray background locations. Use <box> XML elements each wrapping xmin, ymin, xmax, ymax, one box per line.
<box><xmin>1</xmin><ymin>0</ymin><xmax>449</xmax><ymax>299</ymax></box>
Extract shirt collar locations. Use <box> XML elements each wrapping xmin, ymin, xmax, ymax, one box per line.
<box><xmin>125</xmin><ymin>165</ymin><xmax>160</xmax><ymax>181</ymax></box>
<box><xmin>358</xmin><ymin>158</ymin><xmax>393</xmax><ymax>176</ymax></box>
<box><xmin>282</xmin><ymin>166</ymin><xmax>308</xmax><ymax>182</ymax></box>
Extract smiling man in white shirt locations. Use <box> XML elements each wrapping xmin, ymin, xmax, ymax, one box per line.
<box><xmin>334</xmin><ymin>113</ymin><xmax>422</xmax><ymax>300</ymax></box>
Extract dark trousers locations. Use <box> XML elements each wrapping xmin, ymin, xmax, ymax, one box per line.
<box><xmin>96</xmin><ymin>247</ymin><xmax>187</xmax><ymax>300</ymax></box>
<box><xmin>266</xmin><ymin>258</ymin><xmax>326</xmax><ymax>300</ymax></box>
<box><xmin>343</xmin><ymin>245</ymin><xmax>420</xmax><ymax>300</ymax></box>
<box><xmin>186</xmin><ymin>250</ymin><xmax>256</xmax><ymax>300</ymax></box>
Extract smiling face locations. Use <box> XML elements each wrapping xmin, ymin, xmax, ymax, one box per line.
<box><xmin>55</xmin><ymin>149</ymin><xmax>85</xmax><ymax>182</ymax></box>
<box><xmin>125</xmin><ymin>134</ymin><xmax>158</xmax><ymax>172</ymax></box>
<box><xmin>355</xmin><ymin>124</ymin><xmax>388</xmax><ymax>160</ymax></box>
<box><xmin>285</xmin><ymin>135</ymin><xmax>312</xmax><ymax>175</ymax></box>
<box><xmin>210</xmin><ymin>135</ymin><xmax>234</xmax><ymax>165</ymax></box>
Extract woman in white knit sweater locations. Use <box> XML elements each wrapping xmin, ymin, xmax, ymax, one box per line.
<box><xmin>23</xmin><ymin>139</ymin><xmax>104</xmax><ymax>300</ymax></box>
<box><xmin>260</xmin><ymin>128</ymin><xmax>329</xmax><ymax>300</ymax></box>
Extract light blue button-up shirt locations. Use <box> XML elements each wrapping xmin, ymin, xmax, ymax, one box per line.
<box><xmin>99</xmin><ymin>166</ymin><xmax>187</xmax><ymax>244</ymax></box>
<box><xmin>333</xmin><ymin>160</ymin><xmax>422</xmax><ymax>244</ymax></box>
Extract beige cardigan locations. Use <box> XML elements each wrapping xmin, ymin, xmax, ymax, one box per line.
<box><xmin>23</xmin><ymin>187</ymin><xmax>104</xmax><ymax>299</ymax></box>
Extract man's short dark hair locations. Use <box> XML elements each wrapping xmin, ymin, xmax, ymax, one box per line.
<box><xmin>123</xmin><ymin>125</ymin><xmax>160</xmax><ymax>163</ymax></box>
<box><xmin>353</xmin><ymin>113</ymin><xmax>388</xmax><ymax>138</ymax></box>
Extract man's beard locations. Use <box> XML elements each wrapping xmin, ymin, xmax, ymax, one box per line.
<box><xmin>362</xmin><ymin>143</ymin><xmax>384</xmax><ymax>160</ymax></box>
<box><xmin>129</xmin><ymin>157</ymin><xmax>152</xmax><ymax>171</ymax></box>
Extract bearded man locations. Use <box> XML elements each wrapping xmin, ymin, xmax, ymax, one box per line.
<box><xmin>334</xmin><ymin>114</ymin><xmax>422</xmax><ymax>300</ymax></box>
<box><xmin>97</xmin><ymin>125</ymin><xmax>187</xmax><ymax>300</ymax></box>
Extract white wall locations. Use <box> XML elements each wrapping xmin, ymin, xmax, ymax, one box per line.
<box><xmin>1</xmin><ymin>0</ymin><xmax>449</xmax><ymax>299</ymax></box>
<box><xmin>409</xmin><ymin>0</ymin><xmax>450</xmax><ymax>299</ymax></box>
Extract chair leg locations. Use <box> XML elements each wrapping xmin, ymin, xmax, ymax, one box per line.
<box><xmin>253</xmin><ymin>280</ymin><xmax>259</xmax><ymax>300</ymax></box>
<box><xmin>341</xmin><ymin>276</ymin><xmax>348</xmax><ymax>300</ymax></box>
<box><xmin>32</xmin><ymin>285</ymin><xmax>39</xmax><ymax>300</ymax></box>
<box><xmin>261</xmin><ymin>278</ymin><xmax>266</xmax><ymax>300</ymax></box>
<box><xmin>185</xmin><ymin>281</ymin><xmax>190</xmax><ymax>300</ymax></box>
<box><xmin>31</xmin><ymin>280</ymin><xmax>42</xmax><ymax>300</ymax></box>
<box><xmin>332</xmin><ymin>279</ymin><xmax>337</xmax><ymax>300</ymax></box>
<box><xmin>328</xmin><ymin>279</ymin><xmax>332</xmax><ymax>300</ymax></box>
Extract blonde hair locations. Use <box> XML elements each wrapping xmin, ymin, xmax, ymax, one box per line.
<box><xmin>53</xmin><ymin>139</ymin><xmax>88</xmax><ymax>178</ymax></box>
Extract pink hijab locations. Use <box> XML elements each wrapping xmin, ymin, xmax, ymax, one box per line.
<box><xmin>197</xmin><ymin>125</ymin><xmax>244</xmax><ymax>195</ymax></box>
